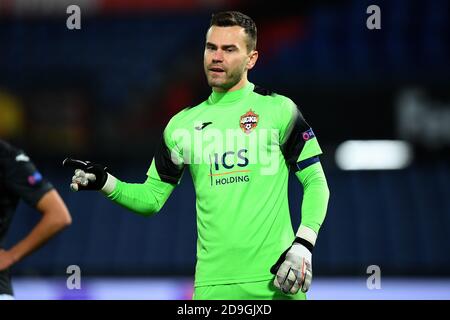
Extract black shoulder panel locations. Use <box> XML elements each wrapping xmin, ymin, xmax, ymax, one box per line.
<box><xmin>281</xmin><ymin>107</ymin><xmax>311</xmax><ymax>168</ymax></box>
<box><xmin>154</xmin><ymin>135</ymin><xmax>184</xmax><ymax>185</ymax></box>
<box><xmin>253</xmin><ymin>85</ymin><xmax>275</xmax><ymax>96</ymax></box>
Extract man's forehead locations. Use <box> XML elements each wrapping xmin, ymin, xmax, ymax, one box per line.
<box><xmin>206</xmin><ymin>25</ymin><xmax>247</xmax><ymax>47</ymax></box>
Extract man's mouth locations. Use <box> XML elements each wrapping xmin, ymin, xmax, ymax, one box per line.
<box><xmin>209</xmin><ymin>66</ymin><xmax>225</xmax><ymax>73</ymax></box>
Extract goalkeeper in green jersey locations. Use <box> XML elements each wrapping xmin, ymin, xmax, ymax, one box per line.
<box><xmin>63</xmin><ymin>11</ymin><xmax>329</xmax><ymax>300</ymax></box>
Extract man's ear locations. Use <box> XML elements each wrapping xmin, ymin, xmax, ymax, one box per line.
<box><xmin>247</xmin><ymin>50</ymin><xmax>259</xmax><ymax>70</ymax></box>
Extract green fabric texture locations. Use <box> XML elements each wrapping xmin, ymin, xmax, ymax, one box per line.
<box><xmin>107</xmin><ymin>176</ymin><xmax>175</xmax><ymax>215</ymax></box>
<box><xmin>193</xmin><ymin>279</ymin><xmax>306</xmax><ymax>300</ymax></box>
<box><xmin>296</xmin><ymin>162</ymin><xmax>330</xmax><ymax>234</ymax></box>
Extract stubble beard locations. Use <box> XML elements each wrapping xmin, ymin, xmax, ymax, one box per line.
<box><xmin>206</xmin><ymin>68</ymin><xmax>243</xmax><ymax>91</ymax></box>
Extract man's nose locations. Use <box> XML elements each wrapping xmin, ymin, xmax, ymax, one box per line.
<box><xmin>212</xmin><ymin>49</ymin><xmax>224</xmax><ymax>62</ymax></box>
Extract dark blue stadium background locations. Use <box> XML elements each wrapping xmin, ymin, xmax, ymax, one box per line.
<box><xmin>1</xmin><ymin>0</ymin><xmax>449</xmax><ymax>279</ymax></box>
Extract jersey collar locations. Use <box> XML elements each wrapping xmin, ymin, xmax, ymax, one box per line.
<box><xmin>208</xmin><ymin>81</ymin><xmax>254</xmax><ymax>105</ymax></box>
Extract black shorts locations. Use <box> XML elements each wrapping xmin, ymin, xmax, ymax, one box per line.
<box><xmin>0</xmin><ymin>269</ymin><xmax>13</xmax><ymax>296</ymax></box>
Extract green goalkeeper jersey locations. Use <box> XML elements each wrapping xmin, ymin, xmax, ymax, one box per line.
<box><xmin>143</xmin><ymin>81</ymin><xmax>323</xmax><ymax>286</ymax></box>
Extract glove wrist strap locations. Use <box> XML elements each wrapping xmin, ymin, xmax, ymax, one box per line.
<box><xmin>293</xmin><ymin>237</ymin><xmax>314</xmax><ymax>253</ymax></box>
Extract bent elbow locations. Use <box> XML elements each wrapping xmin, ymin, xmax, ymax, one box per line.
<box><xmin>56</xmin><ymin>211</ymin><xmax>72</xmax><ymax>229</ymax></box>
<box><xmin>145</xmin><ymin>202</ymin><xmax>163</xmax><ymax>216</ymax></box>
<box><xmin>134</xmin><ymin>203</ymin><xmax>162</xmax><ymax>217</ymax></box>
<box><xmin>63</xmin><ymin>214</ymin><xmax>73</xmax><ymax>227</ymax></box>
<box><xmin>58</xmin><ymin>206</ymin><xmax>73</xmax><ymax>227</ymax></box>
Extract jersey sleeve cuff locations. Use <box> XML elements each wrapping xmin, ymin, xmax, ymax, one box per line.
<box><xmin>101</xmin><ymin>173</ymin><xmax>117</xmax><ymax>195</ymax></box>
<box><xmin>296</xmin><ymin>225</ymin><xmax>317</xmax><ymax>246</ymax></box>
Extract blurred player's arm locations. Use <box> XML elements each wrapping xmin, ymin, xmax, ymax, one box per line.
<box><xmin>0</xmin><ymin>190</ymin><xmax>72</xmax><ymax>271</ymax></box>
<box><xmin>0</xmin><ymin>146</ymin><xmax>72</xmax><ymax>271</ymax></box>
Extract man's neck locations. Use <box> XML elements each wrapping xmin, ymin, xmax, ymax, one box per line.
<box><xmin>213</xmin><ymin>77</ymin><xmax>248</xmax><ymax>93</ymax></box>
<box><xmin>208</xmin><ymin>80</ymin><xmax>254</xmax><ymax>105</ymax></box>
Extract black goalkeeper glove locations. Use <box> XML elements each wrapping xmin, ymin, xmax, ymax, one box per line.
<box><xmin>62</xmin><ymin>158</ymin><xmax>108</xmax><ymax>191</ymax></box>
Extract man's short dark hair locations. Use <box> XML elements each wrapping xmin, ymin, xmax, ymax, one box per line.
<box><xmin>210</xmin><ymin>11</ymin><xmax>257</xmax><ymax>52</ymax></box>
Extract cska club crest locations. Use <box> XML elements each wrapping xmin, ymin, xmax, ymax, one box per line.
<box><xmin>240</xmin><ymin>109</ymin><xmax>259</xmax><ymax>134</ymax></box>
